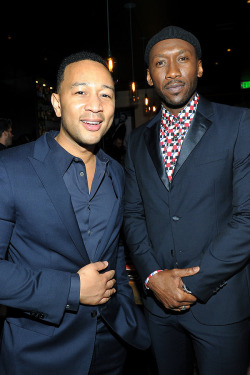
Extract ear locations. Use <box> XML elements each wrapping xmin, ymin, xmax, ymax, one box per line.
<box><xmin>146</xmin><ymin>69</ymin><xmax>154</xmax><ymax>87</ymax></box>
<box><xmin>51</xmin><ymin>93</ymin><xmax>62</xmax><ymax>117</ymax></box>
<box><xmin>2</xmin><ymin>130</ymin><xmax>8</xmax><ymax>140</ymax></box>
<box><xmin>197</xmin><ymin>60</ymin><xmax>203</xmax><ymax>78</ymax></box>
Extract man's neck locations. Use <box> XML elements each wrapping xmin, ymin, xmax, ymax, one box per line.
<box><xmin>54</xmin><ymin>133</ymin><xmax>97</xmax><ymax>193</ymax></box>
<box><xmin>55</xmin><ymin>134</ymin><xmax>96</xmax><ymax>164</ymax></box>
<box><xmin>0</xmin><ymin>140</ymin><xmax>6</xmax><ymax>148</ymax></box>
<box><xmin>162</xmin><ymin>92</ymin><xmax>198</xmax><ymax>116</ymax></box>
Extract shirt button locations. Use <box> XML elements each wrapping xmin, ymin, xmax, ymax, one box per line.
<box><xmin>80</xmin><ymin>171</ymin><xmax>84</xmax><ymax>176</ymax></box>
<box><xmin>91</xmin><ymin>310</ymin><xmax>97</xmax><ymax>318</ymax></box>
<box><xmin>172</xmin><ymin>216</ymin><xmax>180</xmax><ymax>221</ymax></box>
<box><xmin>88</xmin><ymin>230</ymin><xmax>91</xmax><ymax>235</ymax></box>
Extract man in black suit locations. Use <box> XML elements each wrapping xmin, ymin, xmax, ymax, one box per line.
<box><xmin>124</xmin><ymin>26</ymin><xmax>250</xmax><ymax>375</ymax></box>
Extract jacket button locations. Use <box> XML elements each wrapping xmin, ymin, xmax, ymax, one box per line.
<box><xmin>91</xmin><ymin>310</ymin><xmax>97</xmax><ymax>318</ymax></box>
<box><xmin>172</xmin><ymin>216</ymin><xmax>180</xmax><ymax>221</ymax></box>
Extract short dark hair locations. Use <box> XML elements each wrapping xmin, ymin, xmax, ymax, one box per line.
<box><xmin>0</xmin><ymin>118</ymin><xmax>11</xmax><ymax>137</ymax></box>
<box><xmin>56</xmin><ymin>51</ymin><xmax>110</xmax><ymax>92</ymax></box>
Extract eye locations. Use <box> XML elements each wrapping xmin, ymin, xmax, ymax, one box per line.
<box><xmin>100</xmin><ymin>92</ymin><xmax>113</xmax><ymax>99</ymax></box>
<box><xmin>76</xmin><ymin>91</ymin><xmax>86</xmax><ymax>95</ymax></box>
<box><xmin>155</xmin><ymin>60</ymin><xmax>166</xmax><ymax>67</ymax></box>
<box><xmin>178</xmin><ymin>56</ymin><xmax>189</xmax><ymax>62</ymax></box>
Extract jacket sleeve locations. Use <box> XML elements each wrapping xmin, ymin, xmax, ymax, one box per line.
<box><xmin>183</xmin><ymin>108</ymin><xmax>250</xmax><ymax>302</ymax></box>
<box><xmin>0</xmin><ymin>160</ymin><xmax>72</xmax><ymax>325</ymax></box>
<box><xmin>123</xmin><ymin>136</ymin><xmax>162</xmax><ymax>284</ymax></box>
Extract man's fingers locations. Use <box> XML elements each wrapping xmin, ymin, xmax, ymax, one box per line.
<box><xmin>106</xmin><ymin>279</ymin><xmax>116</xmax><ymax>289</ymax></box>
<box><xmin>92</xmin><ymin>262</ymin><xmax>116</xmax><ymax>281</ymax></box>
<box><xmin>99</xmin><ymin>297</ymin><xmax>112</xmax><ymax>304</ymax></box>
<box><xmin>172</xmin><ymin>306</ymin><xmax>190</xmax><ymax>312</ymax></box>
<box><xmin>101</xmin><ymin>288</ymin><xmax>116</xmax><ymax>301</ymax></box>
<box><xmin>93</xmin><ymin>261</ymin><xmax>109</xmax><ymax>272</ymax></box>
<box><xmin>103</xmin><ymin>270</ymin><xmax>116</xmax><ymax>281</ymax></box>
<box><xmin>172</xmin><ymin>305</ymin><xmax>191</xmax><ymax>312</ymax></box>
<box><xmin>174</xmin><ymin>266</ymin><xmax>200</xmax><ymax>277</ymax></box>
<box><xmin>179</xmin><ymin>304</ymin><xmax>191</xmax><ymax>312</ymax></box>
<box><xmin>107</xmin><ymin>288</ymin><xmax>116</xmax><ymax>297</ymax></box>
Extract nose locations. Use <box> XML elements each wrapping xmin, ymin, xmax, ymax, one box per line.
<box><xmin>166</xmin><ymin>60</ymin><xmax>181</xmax><ymax>80</ymax></box>
<box><xmin>84</xmin><ymin>94</ymin><xmax>103</xmax><ymax>112</ymax></box>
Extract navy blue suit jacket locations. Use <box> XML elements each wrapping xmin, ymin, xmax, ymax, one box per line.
<box><xmin>124</xmin><ymin>96</ymin><xmax>250</xmax><ymax>325</ymax></box>
<box><xmin>0</xmin><ymin>132</ymin><xmax>150</xmax><ymax>375</ymax></box>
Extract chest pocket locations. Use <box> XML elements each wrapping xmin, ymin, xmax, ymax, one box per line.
<box><xmin>195</xmin><ymin>150</ymin><xmax>228</xmax><ymax>165</ymax></box>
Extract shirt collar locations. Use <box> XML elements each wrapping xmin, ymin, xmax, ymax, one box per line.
<box><xmin>46</xmin><ymin>131</ymin><xmax>109</xmax><ymax>176</ymax></box>
<box><xmin>161</xmin><ymin>93</ymin><xmax>199</xmax><ymax>125</ymax></box>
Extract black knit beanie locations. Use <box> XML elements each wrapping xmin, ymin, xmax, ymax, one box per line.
<box><xmin>144</xmin><ymin>25</ymin><xmax>202</xmax><ymax>65</ymax></box>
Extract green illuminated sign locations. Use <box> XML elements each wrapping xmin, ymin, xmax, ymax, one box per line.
<box><xmin>241</xmin><ymin>81</ymin><xmax>250</xmax><ymax>89</ymax></box>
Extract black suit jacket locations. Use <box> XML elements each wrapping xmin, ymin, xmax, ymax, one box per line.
<box><xmin>124</xmin><ymin>95</ymin><xmax>250</xmax><ymax>325</ymax></box>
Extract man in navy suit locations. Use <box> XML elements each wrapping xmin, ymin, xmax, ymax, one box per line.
<box><xmin>0</xmin><ymin>51</ymin><xmax>150</xmax><ymax>375</ymax></box>
<box><xmin>124</xmin><ymin>26</ymin><xmax>250</xmax><ymax>375</ymax></box>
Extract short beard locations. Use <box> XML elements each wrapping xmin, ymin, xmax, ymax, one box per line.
<box><xmin>155</xmin><ymin>87</ymin><xmax>197</xmax><ymax>111</ymax></box>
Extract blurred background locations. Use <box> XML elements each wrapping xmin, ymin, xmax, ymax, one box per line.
<box><xmin>0</xmin><ymin>0</ymin><xmax>249</xmax><ymax>143</ymax></box>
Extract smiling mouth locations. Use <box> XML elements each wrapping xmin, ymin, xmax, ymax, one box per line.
<box><xmin>81</xmin><ymin>120</ymin><xmax>103</xmax><ymax>131</ymax></box>
<box><xmin>82</xmin><ymin>120</ymin><xmax>102</xmax><ymax>125</ymax></box>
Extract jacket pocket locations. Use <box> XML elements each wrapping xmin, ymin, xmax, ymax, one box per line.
<box><xmin>6</xmin><ymin>315</ymin><xmax>55</xmax><ymax>337</ymax></box>
<box><xmin>195</xmin><ymin>150</ymin><xmax>228</xmax><ymax>165</ymax></box>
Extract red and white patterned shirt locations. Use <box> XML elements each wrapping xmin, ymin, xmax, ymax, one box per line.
<box><xmin>160</xmin><ymin>94</ymin><xmax>199</xmax><ymax>182</ymax></box>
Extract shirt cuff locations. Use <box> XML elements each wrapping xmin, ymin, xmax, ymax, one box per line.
<box><xmin>65</xmin><ymin>273</ymin><xmax>80</xmax><ymax>312</ymax></box>
<box><xmin>145</xmin><ymin>270</ymin><xmax>163</xmax><ymax>290</ymax></box>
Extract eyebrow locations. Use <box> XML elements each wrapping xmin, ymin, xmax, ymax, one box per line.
<box><xmin>154</xmin><ymin>49</ymin><xmax>191</xmax><ymax>58</ymax></box>
<box><xmin>178</xmin><ymin>49</ymin><xmax>191</xmax><ymax>54</ymax></box>
<box><xmin>71</xmin><ymin>82</ymin><xmax>114</xmax><ymax>91</ymax></box>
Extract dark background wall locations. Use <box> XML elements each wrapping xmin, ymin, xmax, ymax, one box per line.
<box><xmin>0</xmin><ymin>0</ymin><xmax>249</xmax><ymax>142</ymax></box>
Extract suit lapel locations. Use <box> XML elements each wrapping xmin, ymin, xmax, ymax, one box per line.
<box><xmin>93</xmin><ymin>160</ymin><xmax>122</xmax><ymax>261</ymax></box>
<box><xmin>173</xmin><ymin>109</ymin><xmax>212</xmax><ymax>178</ymax></box>
<box><xmin>144</xmin><ymin>97</ymin><xmax>214</xmax><ymax>187</ymax></box>
<box><xmin>144</xmin><ymin>112</ymin><xmax>170</xmax><ymax>191</ymax></box>
<box><xmin>29</xmin><ymin>134</ymin><xmax>90</xmax><ymax>264</ymax></box>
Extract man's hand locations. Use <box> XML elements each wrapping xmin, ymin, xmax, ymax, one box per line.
<box><xmin>77</xmin><ymin>261</ymin><xmax>116</xmax><ymax>305</ymax></box>
<box><xmin>147</xmin><ymin>267</ymin><xmax>199</xmax><ymax>312</ymax></box>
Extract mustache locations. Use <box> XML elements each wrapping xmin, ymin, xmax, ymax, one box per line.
<box><xmin>164</xmin><ymin>79</ymin><xmax>185</xmax><ymax>89</ymax></box>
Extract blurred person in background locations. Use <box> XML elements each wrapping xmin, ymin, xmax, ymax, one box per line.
<box><xmin>0</xmin><ymin>118</ymin><xmax>13</xmax><ymax>150</ymax></box>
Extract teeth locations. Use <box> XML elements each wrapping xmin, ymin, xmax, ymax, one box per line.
<box><xmin>82</xmin><ymin>121</ymin><xmax>100</xmax><ymax>125</ymax></box>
